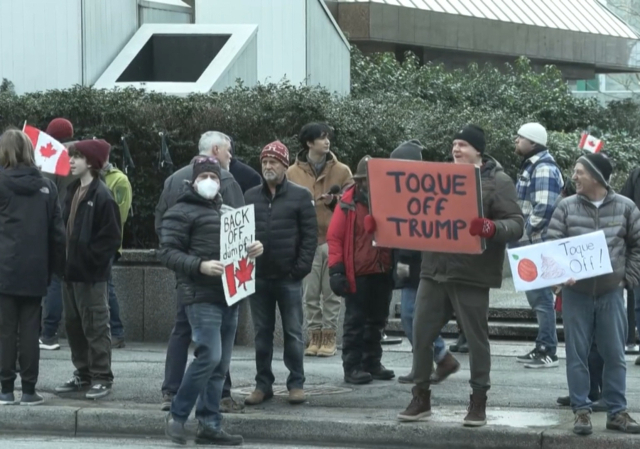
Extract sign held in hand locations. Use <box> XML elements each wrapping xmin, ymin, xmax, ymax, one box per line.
<box><xmin>220</xmin><ymin>205</ymin><xmax>256</xmax><ymax>306</ymax></box>
<box><xmin>507</xmin><ymin>231</ymin><xmax>613</xmax><ymax>292</ymax></box>
<box><xmin>367</xmin><ymin>159</ymin><xmax>485</xmax><ymax>254</ymax></box>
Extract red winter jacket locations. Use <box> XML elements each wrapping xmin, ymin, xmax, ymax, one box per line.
<box><xmin>327</xmin><ymin>185</ymin><xmax>392</xmax><ymax>293</ymax></box>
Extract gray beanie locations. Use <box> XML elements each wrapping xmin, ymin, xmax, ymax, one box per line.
<box><xmin>390</xmin><ymin>139</ymin><xmax>424</xmax><ymax>161</ymax></box>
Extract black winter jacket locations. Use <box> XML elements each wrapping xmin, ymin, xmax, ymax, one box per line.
<box><xmin>229</xmin><ymin>157</ymin><xmax>262</xmax><ymax>194</ymax></box>
<box><xmin>0</xmin><ymin>166</ymin><xmax>66</xmax><ymax>297</ymax></box>
<box><xmin>63</xmin><ymin>177</ymin><xmax>122</xmax><ymax>283</ymax></box>
<box><xmin>159</xmin><ymin>185</ymin><xmax>227</xmax><ymax>306</ymax></box>
<box><xmin>244</xmin><ymin>177</ymin><xmax>318</xmax><ymax>280</ymax></box>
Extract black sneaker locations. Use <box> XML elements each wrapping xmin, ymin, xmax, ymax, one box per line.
<box><xmin>367</xmin><ymin>364</ymin><xmax>395</xmax><ymax>380</ymax></box>
<box><xmin>516</xmin><ymin>349</ymin><xmax>538</xmax><ymax>363</ymax></box>
<box><xmin>55</xmin><ymin>376</ymin><xmax>91</xmax><ymax>393</ymax></box>
<box><xmin>524</xmin><ymin>352</ymin><xmax>559</xmax><ymax>369</ymax></box>
<box><xmin>39</xmin><ymin>336</ymin><xmax>61</xmax><ymax>351</ymax></box>
<box><xmin>196</xmin><ymin>424</ymin><xmax>243</xmax><ymax>446</ymax></box>
<box><xmin>161</xmin><ymin>393</ymin><xmax>173</xmax><ymax>412</ymax></box>
<box><xmin>86</xmin><ymin>383</ymin><xmax>112</xmax><ymax>400</ymax></box>
<box><xmin>557</xmin><ymin>396</ymin><xmax>570</xmax><ymax>407</ymax></box>
<box><xmin>0</xmin><ymin>392</ymin><xmax>16</xmax><ymax>405</ymax></box>
<box><xmin>20</xmin><ymin>392</ymin><xmax>44</xmax><ymax>406</ymax></box>
<box><xmin>344</xmin><ymin>369</ymin><xmax>373</xmax><ymax>385</ymax></box>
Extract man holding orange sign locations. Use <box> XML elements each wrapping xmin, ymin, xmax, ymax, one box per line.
<box><xmin>372</xmin><ymin>125</ymin><xmax>524</xmax><ymax>427</ymax></box>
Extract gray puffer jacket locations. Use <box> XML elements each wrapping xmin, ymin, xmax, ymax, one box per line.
<box><xmin>547</xmin><ymin>190</ymin><xmax>640</xmax><ymax>295</ymax></box>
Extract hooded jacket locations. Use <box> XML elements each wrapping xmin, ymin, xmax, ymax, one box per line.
<box><xmin>0</xmin><ymin>166</ymin><xmax>66</xmax><ymax>297</ymax></box>
<box><xmin>287</xmin><ymin>150</ymin><xmax>353</xmax><ymax>244</ymax></box>
<box><xmin>547</xmin><ymin>190</ymin><xmax>640</xmax><ymax>295</ymax></box>
<box><xmin>229</xmin><ymin>157</ymin><xmax>262</xmax><ymax>194</ymax></box>
<box><xmin>159</xmin><ymin>184</ymin><xmax>227</xmax><ymax>306</ymax></box>
<box><xmin>155</xmin><ymin>158</ymin><xmax>244</xmax><ymax>236</ymax></box>
<box><xmin>63</xmin><ymin>177</ymin><xmax>122</xmax><ymax>283</ymax></box>
<box><xmin>420</xmin><ymin>156</ymin><xmax>524</xmax><ymax>289</ymax></box>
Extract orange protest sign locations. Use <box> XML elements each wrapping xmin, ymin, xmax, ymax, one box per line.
<box><xmin>367</xmin><ymin>158</ymin><xmax>485</xmax><ymax>254</ymax></box>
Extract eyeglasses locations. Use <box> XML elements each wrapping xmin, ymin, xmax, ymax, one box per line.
<box><xmin>194</xmin><ymin>156</ymin><xmax>220</xmax><ymax>164</ymax></box>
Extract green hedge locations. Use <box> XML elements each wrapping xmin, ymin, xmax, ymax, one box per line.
<box><xmin>1</xmin><ymin>50</ymin><xmax>640</xmax><ymax>248</ymax></box>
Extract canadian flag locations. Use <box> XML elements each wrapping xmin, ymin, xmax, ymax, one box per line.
<box><xmin>578</xmin><ymin>132</ymin><xmax>604</xmax><ymax>153</ymax></box>
<box><xmin>22</xmin><ymin>125</ymin><xmax>71</xmax><ymax>176</ymax></box>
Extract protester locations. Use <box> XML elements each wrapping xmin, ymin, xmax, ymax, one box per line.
<box><xmin>326</xmin><ymin>155</ymin><xmax>395</xmax><ymax>385</ymax></box>
<box><xmin>160</xmin><ymin>157</ymin><xmax>264</xmax><ymax>445</ymax></box>
<box><xmin>243</xmin><ymin>141</ymin><xmax>317</xmax><ymax>405</ymax></box>
<box><xmin>620</xmin><ymin>167</ymin><xmax>640</xmax><ymax>355</ymax></box>
<box><xmin>513</xmin><ymin>123</ymin><xmax>563</xmax><ymax>369</ymax></box>
<box><xmin>547</xmin><ymin>153</ymin><xmax>640</xmax><ymax>435</ymax></box>
<box><xmin>54</xmin><ymin>139</ymin><xmax>121</xmax><ymax>400</ymax></box>
<box><xmin>40</xmin><ymin>117</ymin><xmax>78</xmax><ymax>351</ymax></box>
<box><xmin>228</xmin><ymin>137</ymin><xmax>262</xmax><ymax>194</ymax></box>
<box><xmin>0</xmin><ymin>129</ymin><xmax>66</xmax><ymax>405</ymax></box>
<box><xmin>102</xmin><ymin>152</ymin><xmax>133</xmax><ymax>349</ymax></box>
<box><xmin>287</xmin><ymin>123</ymin><xmax>352</xmax><ymax>358</ymax></box>
<box><xmin>387</xmin><ymin>140</ymin><xmax>452</xmax><ymax>384</ymax></box>
<box><xmin>396</xmin><ymin>125</ymin><xmax>524</xmax><ymax>427</ymax></box>
<box><xmin>155</xmin><ymin>131</ymin><xmax>246</xmax><ymax>414</ymax></box>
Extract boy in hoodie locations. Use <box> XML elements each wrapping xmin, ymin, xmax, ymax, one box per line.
<box><xmin>396</xmin><ymin>125</ymin><xmax>524</xmax><ymax>427</ymax></box>
<box><xmin>54</xmin><ymin>139</ymin><xmax>122</xmax><ymax>400</ymax></box>
<box><xmin>389</xmin><ymin>140</ymin><xmax>457</xmax><ymax>384</ymax></box>
<box><xmin>102</xmin><ymin>153</ymin><xmax>133</xmax><ymax>349</ymax></box>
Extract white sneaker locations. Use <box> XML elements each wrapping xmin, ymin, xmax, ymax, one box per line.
<box><xmin>625</xmin><ymin>344</ymin><xmax>639</xmax><ymax>355</ymax></box>
<box><xmin>39</xmin><ymin>338</ymin><xmax>61</xmax><ymax>351</ymax></box>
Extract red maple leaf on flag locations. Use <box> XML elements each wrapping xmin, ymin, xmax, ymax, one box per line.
<box><xmin>235</xmin><ymin>258</ymin><xmax>254</xmax><ymax>290</ymax></box>
<box><xmin>40</xmin><ymin>143</ymin><xmax>57</xmax><ymax>159</ymax></box>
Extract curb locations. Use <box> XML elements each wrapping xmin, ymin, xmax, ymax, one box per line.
<box><xmin>1</xmin><ymin>405</ymin><xmax>639</xmax><ymax>448</ymax></box>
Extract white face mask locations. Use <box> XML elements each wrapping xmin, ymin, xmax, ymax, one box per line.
<box><xmin>195</xmin><ymin>178</ymin><xmax>220</xmax><ymax>200</ymax></box>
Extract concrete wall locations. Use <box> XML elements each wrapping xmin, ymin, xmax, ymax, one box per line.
<box><xmin>138</xmin><ymin>0</ymin><xmax>192</xmax><ymax>25</ymax></box>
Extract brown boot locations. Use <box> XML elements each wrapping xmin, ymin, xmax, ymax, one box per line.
<box><xmin>397</xmin><ymin>386</ymin><xmax>431</xmax><ymax>422</ymax></box>
<box><xmin>288</xmin><ymin>388</ymin><xmax>306</xmax><ymax>405</ymax></box>
<box><xmin>305</xmin><ymin>330</ymin><xmax>322</xmax><ymax>357</ymax></box>
<box><xmin>463</xmin><ymin>391</ymin><xmax>487</xmax><ymax>427</ymax></box>
<box><xmin>431</xmin><ymin>353</ymin><xmax>460</xmax><ymax>384</ymax></box>
<box><xmin>317</xmin><ymin>329</ymin><xmax>337</xmax><ymax>357</ymax></box>
<box><xmin>244</xmin><ymin>389</ymin><xmax>273</xmax><ymax>406</ymax></box>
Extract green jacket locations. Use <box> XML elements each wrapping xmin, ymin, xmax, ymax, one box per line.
<box><xmin>103</xmin><ymin>164</ymin><xmax>132</xmax><ymax>253</ymax></box>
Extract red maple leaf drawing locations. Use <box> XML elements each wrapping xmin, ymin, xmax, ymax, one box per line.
<box><xmin>40</xmin><ymin>142</ymin><xmax>57</xmax><ymax>159</ymax></box>
<box><xmin>235</xmin><ymin>258</ymin><xmax>254</xmax><ymax>290</ymax></box>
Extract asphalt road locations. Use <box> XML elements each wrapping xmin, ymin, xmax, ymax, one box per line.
<box><xmin>0</xmin><ymin>436</ymin><xmax>373</xmax><ymax>449</ymax></box>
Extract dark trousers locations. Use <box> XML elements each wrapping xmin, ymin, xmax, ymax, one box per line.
<box><xmin>0</xmin><ymin>295</ymin><xmax>41</xmax><ymax>394</ymax></box>
<box><xmin>42</xmin><ymin>275</ymin><xmax>63</xmax><ymax>339</ymax></box>
<box><xmin>342</xmin><ymin>273</ymin><xmax>393</xmax><ymax>373</ymax></box>
<box><xmin>249</xmin><ymin>278</ymin><xmax>305</xmax><ymax>392</ymax></box>
<box><xmin>162</xmin><ymin>291</ymin><xmax>233</xmax><ymax>398</ymax></box>
<box><xmin>63</xmin><ymin>282</ymin><xmax>113</xmax><ymax>383</ymax></box>
<box><xmin>627</xmin><ymin>288</ymin><xmax>638</xmax><ymax>345</ymax></box>
<box><xmin>413</xmin><ymin>279</ymin><xmax>491</xmax><ymax>391</ymax></box>
<box><xmin>588</xmin><ymin>343</ymin><xmax>604</xmax><ymax>401</ymax></box>
<box><xmin>107</xmin><ymin>262</ymin><xmax>124</xmax><ymax>339</ymax></box>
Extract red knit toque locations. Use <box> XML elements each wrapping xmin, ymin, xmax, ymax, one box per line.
<box><xmin>74</xmin><ymin>139</ymin><xmax>110</xmax><ymax>169</ymax></box>
<box><xmin>46</xmin><ymin>118</ymin><xmax>74</xmax><ymax>142</ymax></box>
<box><xmin>260</xmin><ymin>140</ymin><xmax>290</xmax><ymax>168</ymax></box>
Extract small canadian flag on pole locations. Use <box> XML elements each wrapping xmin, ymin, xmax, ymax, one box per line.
<box><xmin>578</xmin><ymin>132</ymin><xmax>604</xmax><ymax>153</ymax></box>
<box><xmin>22</xmin><ymin>124</ymin><xmax>71</xmax><ymax>176</ymax></box>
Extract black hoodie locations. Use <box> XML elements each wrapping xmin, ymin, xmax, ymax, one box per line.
<box><xmin>0</xmin><ymin>166</ymin><xmax>66</xmax><ymax>297</ymax></box>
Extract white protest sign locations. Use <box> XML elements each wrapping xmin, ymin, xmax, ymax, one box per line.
<box><xmin>507</xmin><ymin>231</ymin><xmax>613</xmax><ymax>292</ymax></box>
<box><xmin>220</xmin><ymin>205</ymin><xmax>255</xmax><ymax>306</ymax></box>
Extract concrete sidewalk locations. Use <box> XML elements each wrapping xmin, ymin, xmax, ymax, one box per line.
<box><xmin>1</xmin><ymin>340</ymin><xmax>639</xmax><ymax>448</ymax></box>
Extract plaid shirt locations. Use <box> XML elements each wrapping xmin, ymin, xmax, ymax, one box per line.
<box><xmin>514</xmin><ymin>150</ymin><xmax>563</xmax><ymax>246</ymax></box>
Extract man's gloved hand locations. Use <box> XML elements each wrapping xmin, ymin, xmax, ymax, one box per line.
<box><xmin>469</xmin><ymin>218</ymin><xmax>496</xmax><ymax>239</ymax></box>
<box><xmin>330</xmin><ymin>273</ymin><xmax>349</xmax><ymax>297</ymax></box>
<box><xmin>396</xmin><ymin>262</ymin><xmax>410</xmax><ymax>279</ymax></box>
<box><xmin>364</xmin><ymin>215</ymin><xmax>376</xmax><ymax>234</ymax></box>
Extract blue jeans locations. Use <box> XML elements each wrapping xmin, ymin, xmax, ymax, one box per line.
<box><xmin>250</xmin><ymin>278</ymin><xmax>305</xmax><ymax>392</ymax></box>
<box><xmin>525</xmin><ymin>287</ymin><xmax>557</xmax><ymax>355</ymax></box>
<box><xmin>42</xmin><ymin>275</ymin><xmax>63</xmax><ymax>339</ymax></box>
<box><xmin>107</xmin><ymin>263</ymin><xmax>124</xmax><ymax>339</ymax></box>
<box><xmin>162</xmin><ymin>292</ymin><xmax>234</xmax><ymax>398</ymax></box>
<box><xmin>563</xmin><ymin>287</ymin><xmax>627</xmax><ymax>417</ymax></box>
<box><xmin>400</xmin><ymin>287</ymin><xmax>446</xmax><ymax>362</ymax></box>
<box><xmin>170</xmin><ymin>302</ymin><xmax>238</xmax><ymax>429</ymax></box>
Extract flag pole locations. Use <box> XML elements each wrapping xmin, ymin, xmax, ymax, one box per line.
<box><xmin>21</xmin><ymin>120</ymin><xmax>26</xmax><ymax>131</ymax></box>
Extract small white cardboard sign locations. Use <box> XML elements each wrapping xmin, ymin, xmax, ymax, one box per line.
<box><xmin>220</xmin><ymin>205</ymin><xmax>255</xmax><ymax>306</ymax></box>
<box><xmin>507</xmin><ymin>231</ymin><xmax>613</xmax><ymax>292</ymax></box>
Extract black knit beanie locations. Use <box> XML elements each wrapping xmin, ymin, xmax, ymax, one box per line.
<box><xmin>193</xmin><ymin>157</ymin><xmax>222</xmax><ymax>182</ymax></box>
<box><xmin>577</xmin><ymin>153</ymin><xmax>612</xmax><ymax>187</ymax></box>
<box><xmin>454</xmin><ymin>125</ymin><xmax>486</xmax><ymax>154</ymax></box>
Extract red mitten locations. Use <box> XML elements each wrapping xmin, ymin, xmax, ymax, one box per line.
<box><xmin>469</xmin><ymin>218</ymin><xmax>496</xmax><ymax>238</ymax></box>
<box><xmin>364</xmin><ymin>215</ymin><xmax>377</xmax><ymax>234</ymax></box>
